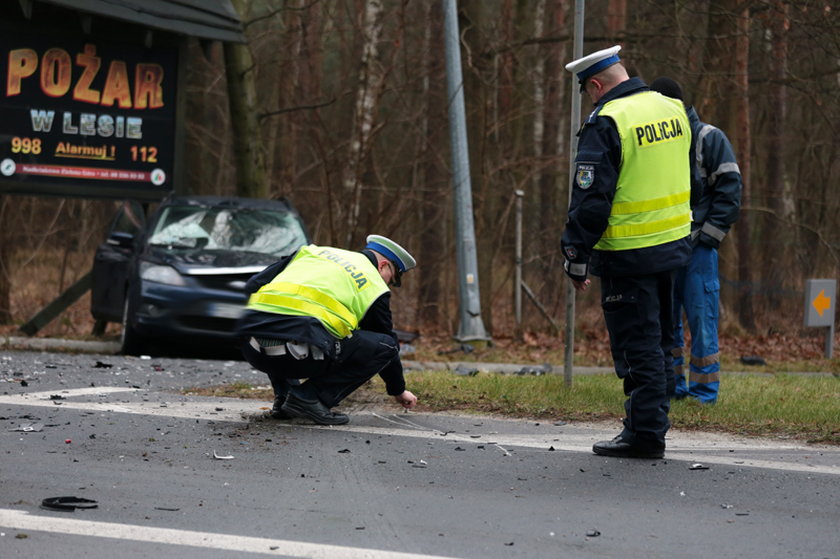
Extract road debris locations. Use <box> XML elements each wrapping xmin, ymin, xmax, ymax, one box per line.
<box><xmin>40</xmin><ymin>496</ymin><xmax>98</xmax><ymax>512</ymax></box>
<box><xmin>10</xmin><ymin>423</ymin><xmax>44</xmax><ymax>432</ymax></box>
<box><xmin>453</xmin><ymin>364</ymin><xmax>479</xmax><ymax>376</ymax></box>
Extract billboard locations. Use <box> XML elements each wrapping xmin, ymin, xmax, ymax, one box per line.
<box><xmin>0</xmin><ymin>32</ymin><xmax>179</xmax><ymax>201</ymax></box>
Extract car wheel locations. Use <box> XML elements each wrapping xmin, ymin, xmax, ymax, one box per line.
<box><xmin>121</xmin><ymin>296</ymin><xmax>146</xmax><ymax>356</ymax></box>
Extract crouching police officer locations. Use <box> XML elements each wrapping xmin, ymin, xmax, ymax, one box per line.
<box><xmin>236</xmin><ymin>235</ymin><xmax>418</xmax><ymax>425</ymax></box>
<box><xmin>562</xmin><ymin>46</ymin><xmax>693</xmax><ymax>458</ymax></box>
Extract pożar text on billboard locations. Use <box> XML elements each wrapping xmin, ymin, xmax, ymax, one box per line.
<box><xmin>0</xmin><ymin>32</ymin><xmax>178</xmax><ymax>200</ymax></box>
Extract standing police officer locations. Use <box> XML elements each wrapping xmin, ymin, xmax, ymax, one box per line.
<box><xmin>650</xmin><ymin>77</ymin><xmax>742</xmax><ymax>405</ymax></box>
<box><xmin>562</xmin><ymin>46</ymin><xmax>693</xmax><ymax>458</ymax></box>
<box><xmin>236</xmin><ymin>235</ymin><xmax>418</xmax><ymax>425</ymax></box>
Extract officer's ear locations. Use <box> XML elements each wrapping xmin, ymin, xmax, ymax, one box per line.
<box><xmin>587</xmin><ymin>77</ymin><xmax>602</xmax><ymax>93</ymax></box>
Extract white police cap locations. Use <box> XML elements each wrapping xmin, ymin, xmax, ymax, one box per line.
<box><xmin>365</xmin><ymin>234</ymin><xmax>416</xmax><ymax>274</ymax></box>
<box><xmin>565</xmin><ymin>45</ymin><xmax>622</xmax><ymax>86</ymax></box>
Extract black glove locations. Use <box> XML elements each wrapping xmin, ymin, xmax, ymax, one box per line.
<box><xmin>562</xmin><ymin>244</ymin><xmax>588</xmax><ymax>282</ymax></box>
<box><xmin>563</xmin><ymin>259</ymin><xmax>588</xmax><ymax>283</ymax></box>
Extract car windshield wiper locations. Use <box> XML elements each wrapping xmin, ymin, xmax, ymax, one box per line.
<box><xmin>149</xmin><ymin>237</ymin><xmax>210</xmax><ymax>249</ymax></box>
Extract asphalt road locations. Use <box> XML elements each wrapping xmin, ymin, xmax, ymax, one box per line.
<box><xmin>1</xmin><ymin>348</ymin><xmax>839</xmax><ymax>559</ymax></box>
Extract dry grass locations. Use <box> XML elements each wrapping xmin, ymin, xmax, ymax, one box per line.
<box><xmin>0</xmin><ymin>250</ymin><xmax>120</xmax><ymax>340</ymax></box>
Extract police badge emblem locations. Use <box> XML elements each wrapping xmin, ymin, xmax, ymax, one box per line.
<box><xmin>576</xmin><ymin>164</ymin><xmax>594</xmax><ymax>189</ymax></box>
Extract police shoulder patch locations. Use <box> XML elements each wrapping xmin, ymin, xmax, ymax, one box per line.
<box><xmin>576</xmin><ymin>164</ymin><xmax>595</xmax><ymax>189</ymax></box>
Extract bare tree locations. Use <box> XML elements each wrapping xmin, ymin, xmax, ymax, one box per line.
<box><xmin>224</xmin><ymin>0</ymin><xmax>269</xmax><ymax>199</ymax></box>
<box><xmin>761</xmin><ymin>0</ymin><xmax>792</xmax><ymax>307</ymax></box>
<box><xmin>343</xmin><ymin>0</ymin><xmax>385</xmax><ymax>246</ymax></box>
<box><xmin>416</xmin><ymin>2</ymin><xmax>449</xmax><ymax>328</ymax></box>
<box><xmin>733</xmin><ymin>4</ymin><xmax>755</xmax><ymax>330</ymax></box>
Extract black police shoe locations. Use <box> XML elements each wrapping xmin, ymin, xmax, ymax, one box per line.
<box><xmin>281</xmin><ymin>392</ymin><xmax>349</xmax><ymax>425</ymax></box>
<box><xmin>269</xmin><ymin>394</ymin><xmax>292</xmax><ymax>419</ymax></box>
<box><xmin>592</xmin><ymin>436</ymin><xmax>664</xmax><ymax>459</ymax></box>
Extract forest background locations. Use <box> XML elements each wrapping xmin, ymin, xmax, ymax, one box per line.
<box><xmin>1</xmin><ymin>0</ymin><xmax>838</xmax><ymax>365</ymax></box>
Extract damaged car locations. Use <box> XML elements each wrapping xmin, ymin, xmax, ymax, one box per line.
<box><xmin>91</xmin><ymin>195</ymin><xmax>309</xmax><ymax>356</ymax></box>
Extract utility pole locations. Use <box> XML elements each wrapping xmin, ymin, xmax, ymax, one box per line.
<box><xmin>442</xmin><ymin>0</ymin><xmax>490</xmax><ymax>344</ymax></box>
<box><xmin>564</xmin><ymin>0</ymin><xmax>585</xmax><ymax>386</ymax></box>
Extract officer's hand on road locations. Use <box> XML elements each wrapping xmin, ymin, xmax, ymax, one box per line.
<box><xmin>394</xmin><ymin>390</ymin><xmax>417</xmax><ymax>409</ymax></box>
<box><xmin>572</xmin><ymin>278</ymin><xmax>591</xmax><ymax>292</ymax></box>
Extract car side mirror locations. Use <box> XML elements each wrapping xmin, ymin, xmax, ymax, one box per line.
<box><xmin>107</xmin><ymin>231</ymin><xmax>135</xmax><ymax>249</ymax></box>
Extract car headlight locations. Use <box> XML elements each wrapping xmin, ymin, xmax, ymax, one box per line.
<box><xmin>139</xmin><ymin>262</ymin><xmax>187</xmax><ymax>286</ymax></box>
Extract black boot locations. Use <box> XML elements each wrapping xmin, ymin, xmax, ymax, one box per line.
<box><xmin>281</xmin><ymin>392</ymin><xmax>349</xmax><ymax>425</ymax></box>
<box><xmin>592</xmin><ymin>435</ymin><xmax>664</xmax><ymax>459</ymax></box>
<box><xmin>269</xmin><ymin>394</ymin><xmax>292</xmax><ymax>419</ymax></box>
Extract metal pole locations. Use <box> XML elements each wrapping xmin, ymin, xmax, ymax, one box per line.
<box><xmin>442</xmin><ymin>0</ymin><xmax>489</xmax><ymax>343</ymax></box>
<box><xmin>563</xmin><ymin>0</ymin><xmax>585</xmax><ymax>387</ymax></box>
<box><xmin>515</xmin><ymin>190</ymin><xmax>524</xmax><ymax>326</ymax></box>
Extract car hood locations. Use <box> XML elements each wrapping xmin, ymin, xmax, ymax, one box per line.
<box><xmin>147</xmin><ymin>246</ymin><xmax>276</xmax><ymax>275</ymax></box>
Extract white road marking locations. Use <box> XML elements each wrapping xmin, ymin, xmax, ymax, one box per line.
<box><xmin>2</xmin><ymin>388</ymin><xmax>839</xmax><ymax>476</ymax></box>
<box><xmin>0</xmin><ymin>508</ymin><xmax>463</xmax><ymax>559</ymax></box>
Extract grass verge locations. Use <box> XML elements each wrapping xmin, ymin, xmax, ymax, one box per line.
<box><xmin>186</xmin><ymin>370</ymin><xmax>840</xmax><ymax>446</ymax></box>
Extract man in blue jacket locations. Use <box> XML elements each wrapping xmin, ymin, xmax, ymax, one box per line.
<box><xmin>650</xmin><ymin>77</ymin><xmax>742</xmax><ymax>404</ymax></box>
<box><xmin>562</xmin><ymin>47</ymin><xmax>693</xmax><ymax>458</ymax></box>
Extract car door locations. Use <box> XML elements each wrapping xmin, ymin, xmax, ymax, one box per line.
<box><xmin>91</xmin><ymin>201</ymin><xmax>146</xmax><ymax>323</ymax></box>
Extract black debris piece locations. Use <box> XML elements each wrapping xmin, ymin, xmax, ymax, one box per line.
<box><xmin>40</xmin><ymin>496</ymin><xmax>98</xmax><ymax>512</ymax></box>
<box><xmin>740</xmin><ymin>355</ymin><xmax>766</xmax><ymax>366</ymax></box>
<box><xmin>337</xmin><ymin>449</ymin><xmax>351</xmax><ymax>453</ymax></box>
<box><xmin>93</xmin><ymin>361</ymin><xmax>112</xmax><ymax>369</ymax></box>
<box><xmin>586</xmin><ymin>530</ymin><xmax>601</xmax><ymax>537</ymax></box>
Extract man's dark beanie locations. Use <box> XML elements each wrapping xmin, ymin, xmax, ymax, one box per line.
<box><xmin>650</xmin><ymin>77</ymin><xmax>684</xmax><ymax>101</ymax></box>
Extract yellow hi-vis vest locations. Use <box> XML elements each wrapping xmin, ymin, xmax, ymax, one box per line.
<box><xmin>247</xmin><ymin>245</ymin><xmax>389</xmax><ymax>338</ymax></box>
<box><xmin>594</xmin><ymin>91</ymin><xmax>692</xmax><ymax>251</ymax></box>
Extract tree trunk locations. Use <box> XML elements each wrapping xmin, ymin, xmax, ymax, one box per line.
<box><xmin>224</xmin><ymin>0</ymin><xmax>268</xmax><ymax>199</ymax></box>
<box><xmin>764</xmin><ymin>1</ymin><xmax>790</xmax><ymax>307</ymax></box>
<box><xmin>417</xmin><ymin>2</ymin><xmax>447</xmax><ymax>328</ymax></box>
<box><xmin>536</xmin><ymin>0</ymin><xmax>565</xmax><ymax>310</ymax></box>
<box><xmin>733</xmin><ymin>6</ymin><xmax>755</xmax><ymax>330</ymax></box>
<box><xmin>607</xmin><ymin>0</ymin><xmax>627</xmax><ymax>38</ymax></box>
<box><xmin>343</xmin><ymin>0</ymin><xmax>385</xmax><ymax>246</ymax></box>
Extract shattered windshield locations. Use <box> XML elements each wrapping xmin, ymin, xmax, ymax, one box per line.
<box><xmin>148</xmin><ymin>205</ymin><xmax>307</xmax><ymax>257</ymax></box>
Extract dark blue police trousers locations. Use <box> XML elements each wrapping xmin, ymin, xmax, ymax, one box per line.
<box><xmin>240</xmin><ymin>330</ymin><xmax>400</xmax><ymax>408</ymax></box>
<box><xmin>600</xmin><ymin>270</ymin><xmax>677</xmax><ymax>446</ymax></box>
